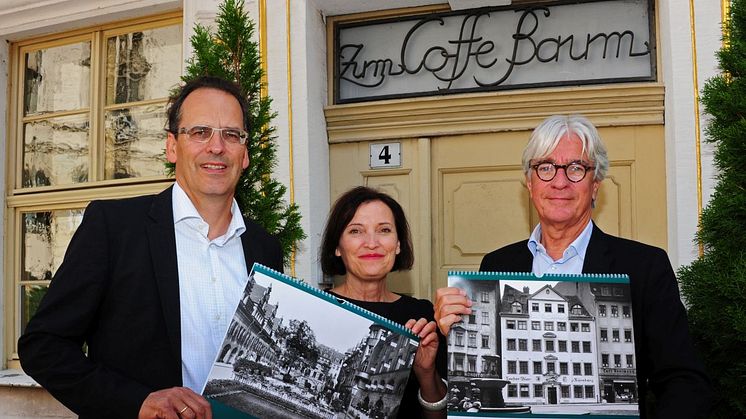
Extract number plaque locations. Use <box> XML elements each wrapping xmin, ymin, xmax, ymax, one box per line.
<box><xmin>369</xmin><ymin>142</ymin><xmax>401</xmax><ymax>168</ymax></box>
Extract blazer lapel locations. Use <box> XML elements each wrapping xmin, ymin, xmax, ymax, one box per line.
<box><xmin>145</xmin><ymin>186</ymin><xmax>182</xmax><ymax>369</ymax></box>
<box><xmin>240</xmin><ymin>226</ymin><xmax>258</xmax><ymax>275</ymax></box>
<box><xmin>515</xmin><ymin>243</ymin><xmax>534</xmax><ymax>271</ymax></box>
<box><xmin>582</xmin><ymin>223</ymin><xmax>615</xmax><ymax>274</ymax></box>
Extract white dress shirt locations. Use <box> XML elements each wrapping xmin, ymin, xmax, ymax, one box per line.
<box><xmin>527</xmin><ymin>220</ymin><xmax>593</xmax><ymax>276</ymax></box>
<box><xmin>172</xmin><ymin>183</ymin><xmax>249</xmax><ymax>393</ymax></box>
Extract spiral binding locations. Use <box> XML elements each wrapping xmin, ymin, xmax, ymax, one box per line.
<box><xmin>447</xmin><ymin>270</ymin><xmax>630</xmax><ymax>283</ymax></box>
<box><xmin>252</xmin><ymin>263</ymin><xmax>419</xmax><ymax>341</ymax></box>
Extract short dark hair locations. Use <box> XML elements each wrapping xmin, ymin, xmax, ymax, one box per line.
<box><xmin>320</xmin><ymin>186</ymin><xmax>414</xmax><ymax>277</ymax></box>
<box><xmin>165</xmin><ymin>76</ymin><xmax>250</xmax><ymax>135</ymax></box>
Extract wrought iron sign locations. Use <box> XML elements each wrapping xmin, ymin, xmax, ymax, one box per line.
<box><xmin>334</xmin><ymin>0</ymin><xmax>655</xmax><ymax>104</ymax></box>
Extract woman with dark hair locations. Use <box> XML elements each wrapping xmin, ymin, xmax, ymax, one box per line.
<box><xmin>321</xmin><ymin>186</ymin><xmax>447</xmax><ymax>418</ymax></box>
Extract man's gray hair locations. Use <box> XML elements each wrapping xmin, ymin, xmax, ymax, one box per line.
<box><xmin>521</xmin><ymin>115</ymin><xmax>609</xmax><ymax>181</ymax></box>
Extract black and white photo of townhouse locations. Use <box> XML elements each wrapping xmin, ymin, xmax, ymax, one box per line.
<box><xmin>203</xmin><ymin>269</ymin><xmax>419</xmax><ymax>419</ymax></box>
<box><xmin>447</xmin><ymin>275</ymin><xmax>639</xmax><ymax>416</ymax></box>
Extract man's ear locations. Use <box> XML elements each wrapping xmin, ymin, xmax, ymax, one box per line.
<box><xmin>166</xmin><ymin>132</ymin><xmax>178</xmax><ymax>164</ymax></box>
<box><xmin>592</xmin><ymin>180</ymin><xmax>600</xmax><ymax>201</ymax></box>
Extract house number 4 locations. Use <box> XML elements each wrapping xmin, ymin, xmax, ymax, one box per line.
<box><xmin>369</xmin><ymin>143</ymin><xmax>401</xmax><ymax>168</ymax></box>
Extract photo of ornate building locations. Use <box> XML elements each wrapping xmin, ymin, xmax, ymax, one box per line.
<box><xmin>500</xmin><ymin>283</ymin><xmax>599</xmax><ymax>406</ymax></box>
<box><xmin>204</xmin><ymin>268</ymin><xmax>418</xmax><ymax>418</ymax></box>
<box><xmin>447</xmin><ymin>273</ymin><xmax>638</xmax><ymax>416</ymax></box>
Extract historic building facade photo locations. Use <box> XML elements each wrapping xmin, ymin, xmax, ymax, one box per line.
<box><xmin>501</xmin><ymin>284</ymin><xmax>600</xmax><ymax>405</ymax></box>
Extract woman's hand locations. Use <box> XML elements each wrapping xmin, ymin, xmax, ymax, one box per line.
<box><xmin>406</xmin><ymin>318</ymin><xmax>447</xmax><ymax>417</ymax></box>
<box><xmin>434</xmin><ymin>287</ymin><xmax>473</xmax><ymax>335</ymax></box>
<box><xmin>406</xmin><ymin>318</ymin><xmax>439</xmax><ymax>374</ymax></box>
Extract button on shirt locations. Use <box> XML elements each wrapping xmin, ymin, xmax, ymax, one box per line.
<box><xmin>172</xmin><ymin>183</ymin><xmax>249</xmax><ymax>393</ymax></box>
<box><xmin>527</xmin><ymin>220</ymin><xmax>593</xmax><ymax>276</ymax></box>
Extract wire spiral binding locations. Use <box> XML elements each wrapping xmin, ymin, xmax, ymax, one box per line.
<box><xmin>252</xmin><ymin>263</ymin><xmax>419</xmax><ymax>341</ymax></box>
<box><xmin>447</xmin><ymin>270</ymin><xmax>630</xmax><ymax>283</ymax></box>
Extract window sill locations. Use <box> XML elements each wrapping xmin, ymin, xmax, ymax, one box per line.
<box><xmin>0</xmin><ymin>369</ymin><xmax>40</xmax><ymax>388</ymax></box>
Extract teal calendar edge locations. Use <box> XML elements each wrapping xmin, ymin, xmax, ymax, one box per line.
<box><xmin>448</xmin><ymin>271</ymin><xmax>630</xmax><ymax>284</ymax></box>
<box><xmin>209</xmin><ymin>399</ymin><xmax>256</xmax><ymax>418</ymax></box>
<box><xmin>448</xmin><ymin>413</ymin><xmax>639</xmax><ymax>419</ymax></box>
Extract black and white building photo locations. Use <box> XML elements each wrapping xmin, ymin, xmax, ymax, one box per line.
<box><xmin>203</xmin><ymin>268</ymin><xmax>418</xmax><ymax>419</ymax></box>
<box><xmin>447</xmin><ymin>274</ymin><xmax>639</xmax><ymax>416</ymax></box>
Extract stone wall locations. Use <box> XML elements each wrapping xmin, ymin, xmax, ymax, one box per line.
<box><xmin>0</xmin><ymin>386</ymin><xmax>74</xmax><ymax>419</ymax></box>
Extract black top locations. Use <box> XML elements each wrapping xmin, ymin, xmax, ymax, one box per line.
<box><xmin>327</xmin><ymin>291</ymin><xmax>448</xmax><ymax>418</ymax></box>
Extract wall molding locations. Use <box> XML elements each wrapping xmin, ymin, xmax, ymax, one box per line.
<box><xmin>325</xmin><ymin>83</ymin><xmax>665</xmax><ymax>143</ymax></box>
<box><xmin>0</xmin><ymin>0</ymin><xmax>179</xmax><ymax>39</ymax></box>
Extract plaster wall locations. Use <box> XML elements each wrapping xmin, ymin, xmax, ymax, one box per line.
<box><xmin>658</xmin><ymin>0</ymin><xmax>722</xmax><ymax>269</ymax></box>
<box><xmin>0</xmin><ymin>35</ymin><xmax>8</xmax><ymax>369</ymax></box>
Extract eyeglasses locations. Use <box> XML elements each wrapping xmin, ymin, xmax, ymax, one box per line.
<box><xmin>176</xmin><ymin>125</ymin><xmax>248</xmax><ymax>145</ymax></box>
<box><xmin>531</xmin><ymin>161</ymin><xmax>595</xmax><ymax>183</ymax></box>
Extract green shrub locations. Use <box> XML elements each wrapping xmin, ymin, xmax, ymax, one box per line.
<box><xmin>678</xmin><ymin>2</ymin><xmax>746</xmax><ymax>416</ymax></box>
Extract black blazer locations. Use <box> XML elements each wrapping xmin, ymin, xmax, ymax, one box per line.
<box><xmin>18</xmin><ymin>186</ymin><xmax>284</xmax><ymax>419</ymax></box>
<box><xmin>480</xmin><ymin>224</ymin><xmax>711</xmax><ymax>419</ymax></box>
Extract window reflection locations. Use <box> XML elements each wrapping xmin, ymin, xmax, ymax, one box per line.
<box><xmin>22</xmin><ymin>209</ymin><xmax>85</xmax><ymax>281</ymax></box>
<box><xmin>21</xmin><ymin>285</ymin><xmax>47</xmax><ymax>335</ymax></box>
<box><xmin>20</xmin><ymin>209</ymin><xmax>84</xmax><ymax>331</ymax></box>
<box><xmin>24</xmin><ymin>42</ymin><xmax>91</xmax><ymax>116</ymax></box>
<box><xmin>106</xmin><ymin>25</ymin><xmax>181</xmax><ymax>105</ymax></box>
<box><xmin>23</xmin><ymin>115</ymin><xmax>89</xmax><ymax>187</ymax></box>
<box><xmin>105</xmin><ymin>105</ymin><xmax>167</xmax><ymax>179</ymax></box>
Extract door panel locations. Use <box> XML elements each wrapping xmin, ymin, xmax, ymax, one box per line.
<box><xmin>432</xmin><ymin>131</ymin><xmax>531</xmax><ymax>289</ymax></box>
<box><xmin>441</xmin><ymin>168</ymin><xmax>531</xmax><ymax>267</ymax></box>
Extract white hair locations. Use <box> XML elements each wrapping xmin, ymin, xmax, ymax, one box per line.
<box><xmin>521</xmin><ymin>115</ymin><xmax>609</xmax><ymax>181</ymax></box>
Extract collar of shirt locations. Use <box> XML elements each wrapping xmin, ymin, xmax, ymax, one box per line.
<box><xmin>172</xmin><ymin>182</ymin><xmax>246</xmax><ymax>245</ymax></box>
<box><xmin>527</xmin><ymin>220</ymin><xmax>594</xmax><ymax>275</ymax></box>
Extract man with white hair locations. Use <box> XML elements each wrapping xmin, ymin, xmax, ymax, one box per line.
<box><xmin>435</xmin><ymin>115</ymin><xmax>712</xmax><ymax>418</ymax></box>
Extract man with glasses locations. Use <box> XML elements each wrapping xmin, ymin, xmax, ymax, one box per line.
<box><xmin>19</xmin><ymin>76</ymin><xmax>283</xmax><ymax>419</ymax></box>
<box><xmin>435</xmin><ymin>115</ymin><xmax>711</xmax><ymax>417</ymax></box>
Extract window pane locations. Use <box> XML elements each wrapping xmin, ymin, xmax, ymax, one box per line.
<box><xmin>20</xmin><ymin>285</ymin><xmax>47</xmax><ymax>335</ymax></box>
<box><xmin>23</xmin><ymin>114</ymin><xmax>89</xmax><ymax>187</ymax></box>
<box><xmin>22</xmin><ymin>209</ymin><xmax>85</xmax><ymax>282</ymax></box>
<box><xmin>106</xmin><ymin>25</ymin><xmax>181</xmax><ymax>105</ymax></box>
<box><xmin>104</xmin><ymin>105</ymin><xmax>167</xmax><ymax>179</ymax></box>
<box><xmin>25</xmin><ymin>42</ymin><xmax>91</xmax><ymax>116</ymax></box>
<box><xmin>20</xmin><ymin>209</ymin><xmax>84</xmax><ymax>333</ymax></box>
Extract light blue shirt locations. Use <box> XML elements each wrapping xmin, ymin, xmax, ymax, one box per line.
<box><xmin>527</xmin><ymin>220</ymin><xmax>594</xmax><ymax>276</ymax></box>
<box><xmin>172</xmin><ymin>183</ymin><xmax>248</xmax><ymax>393</ymax></box>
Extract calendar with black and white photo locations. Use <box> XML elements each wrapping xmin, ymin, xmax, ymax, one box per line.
<box><xmin>202</xmin><ymin>263</ymin><xmax>420</xmax><ymax>419</ymax></box>
<box><xmin>446</xmin><ymin>271</ymin><xmax>639</xmax><ymax>418</ymax></box>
